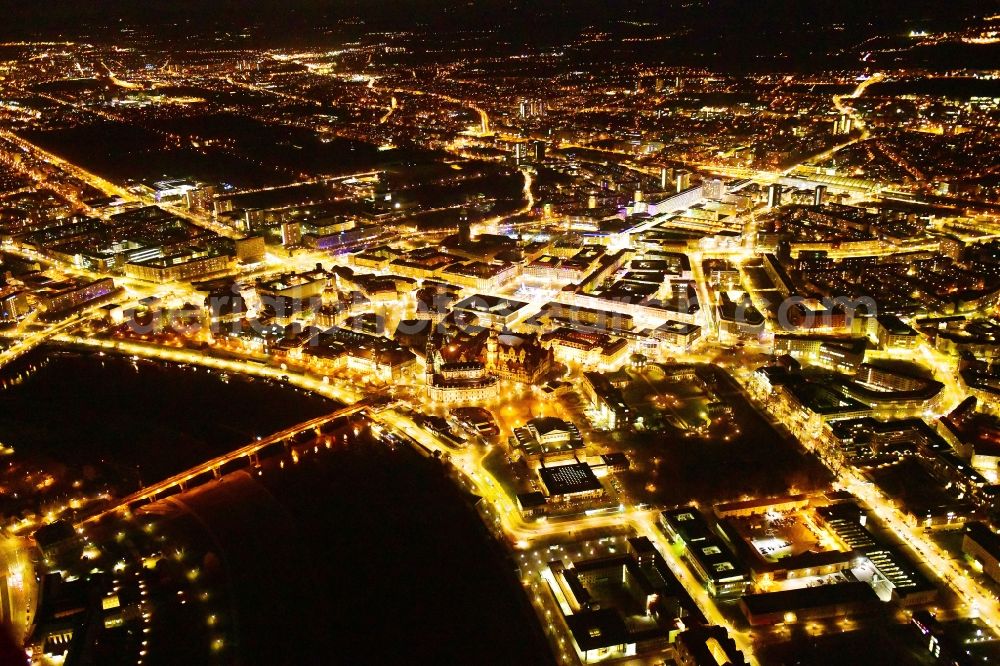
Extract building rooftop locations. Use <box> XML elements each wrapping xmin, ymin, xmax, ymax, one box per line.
<box><xmin>876</xmin><ymin>313</ymin><xmax>918</xmax><ymax>336</ymax></box>
<box><xmin>655</xmin><ymin>319</ymin><xmax>701</xmax><ymax>336</ymax></box>
<box><xmin>512</xmin><ymin>417</ymin><xmax>585</xmax><ymax>459</ymax></box>
<box><xmin>539</xmin><ymin>463</ymin><xmax>602</xmax><ymax>496</ymax></box>
<box><xmin>564</xmin><ymin>608</ymin><xmax>631</xmax><ymax>651</ymax></box>
<box><xmin>966</xmin><ymin>522</ymin><xmax>1000</xmax><ymax>561</ymax></box>
<box><xmin>661</xmin><ymin>507</ymin><xmax>748</xmax><ymax>584</ymax></box>
<box><xmin>741</xmin><ymin>581</ymin><xmax>879</xmax><ymax>617</ymax></box>
<box><xmin>452</xmin><ymin>293</ymin><xmax>528</xmax><ymax>315</ymax></box>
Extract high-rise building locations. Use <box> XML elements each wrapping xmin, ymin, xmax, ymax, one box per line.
<box><xmin>767</xmin><ymin>183</ymin><xmax>783</xmax><ymax>209</ymax></box>
<box><xmin>235</xmin><ymin>236</ymin><xmax>266</xmax><ymax>264</ymax></box>
<box><xmin>185</xmin><ymin>184</ymin><xmax>217</xmax><ymax>212</ymax></box>
<box><xmin>660</xmin><ymin>167</ymin><xmax>671</xmax><ymax>190</ymax></box>
<box><xmin>458</xmin><ymin>208</ymin><xmax>472</xmax><ymax>242</ymax></box>
<box><xmin>702</xmin><ymin>178</ymin><xmax>725</xmax><ymax>200</ymax></box>
<box><xmin>518</xmin><ymin>99</ymin><xmax>544</xmax><ymax>118</ymax></box>
<box><xmin>532</xmin><ymin>140</ymin><xmax>546</xmax><ymax>162</ymax></box>
<box><xmin>832</xmin><ymin>114</ymin><xmax>853</xmax><ymax>135</ymax></box>
<box><xmin>0</xmin><ymin>290</ymin><xmax>30</xmax><ymax>322</ymax></box>
<box><xmin>675</xmin><ymin>169</ymin><xmax>691</xmax><ymax>192</ymax></box>
<box><xmin>281</xmin><ymin>222</ymin><xmax>302</xmax><ymax>247</ymax></box>
<box><xmin>813</xmin><ymin>185</ymin><xmax>827</xmax><ymax>207</ymax></box>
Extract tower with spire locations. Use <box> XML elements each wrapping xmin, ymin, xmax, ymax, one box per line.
<box><xmin>425</xmin><ymin>326</ymin><xmax>439</xmax><ymax>386</ymax></box>
<box><xmin>486</xmin><ymin>326</ymin><xmax>499</xmax><ymax>372</ymax></box>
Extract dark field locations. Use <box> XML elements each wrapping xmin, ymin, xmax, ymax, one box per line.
<box><xmin>619</xmin><ymin>365</ymin><xmax>831</xmax><ymax>505</ymax></box>
<box><xmin>19</xmin><ymin>120</ymin><xmax>293</xmax><ymax>188</ymax></box>
<box><xmin>17</xmin><ymin>113</ymin><xmax>452</xmax><ymax>188</ymax></box>
<box><xmin>867</xmin><ymin>77</ymin><xmax>1000</xmax><ymax>100</ymax></box>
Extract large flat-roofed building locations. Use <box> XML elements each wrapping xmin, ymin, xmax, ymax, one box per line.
<box><xmin>709</xmin><ymin>496</ymin><xmax>863</xmax><ymax>588</ymax></box>
<box><xmin>651</xmin><ymin>320</ymin><xmax>702</xmax><ymax>349</ymax></box>
<box><xmin>762</xmin><ymin>253</ymin><xmax>795</xmax><ymax>298</ymax></box>
<box><xmin>660</xmin><ymin>507</ymin><xmax>751</xmax><ymax>598</ymax></box>
<box><xmin>452</xmin><ymin>293</ymin><xmax>529</xmax><ymax>328</ymax></box>
<box><xmin>305</xmin><ymin>222</ymin><xmax>381</xmax><ymax>251</ymax></box>
<box><xmin>963</xmin><ymin>522</ymin><xmax>1000</xmax><ymax>584</ymax></box>
<box><xmin>542</xmin><ymin>327</ymin><xmax>631</xmax><ymax>370</ymax></box>
<box><xmin>441</xmin><ymin>261</ymin><xmax>519</xmax><ymax>291</ymax></box>
<box><xmin>875</xmin><ymin>313</ymin><xmax>919</xmax><ymax>350</ymax></box>
<box><xmin>143</xmin><ymin>178</ymin><xmax>198</xmax><ymax>202</ymax></box>
<box><xmin>125</xmin><ymin>249</ymin><xmax>234</xmax><ymax>283</ymax></box>
<box><xmin>816</xmin><ymin>502</ymin><xmax>937</xmax><ymax>606</ymax></box>
<box><xmin>839</xmin><ymin>364</ymin><xmax>945</xmax><ymax>417</ymax></box>
<box><xmin>524</xmin><ymin>255</ymin><xmax>588</xmax><ymax>282</ymax></box>
<box><xmin>0</xmin><ymin>290</ymin><xmax>30</xmax><ymax>322</ymax></box>
<box><xmin>545</xmin><ymin>537</ymin><xmax>703</xmax><ymax>664</ymax></box>
<box><xmin>40</xmin><ymin>278</ymin><xmax>116</xmax><ymax>316</ymax></box>
<box><xmin>739</xmin><ymin>582</ymin><xmax>880</xmax><ymax>626</ymax></box>
<box><xmin>515</xmin><ymin>491</ymin><xmax>548</xmax><ymax>517</ymax></box>
<box><xmin>531</xmin><ymin>301</ymin><xmax>636</xmax><ymax>333</ymax></box>
<box><xmin>753</xmin><ymin>366</ymin><xmax>871</xmax><ymax>438</ymax></box>
<box><xmin>256</xmin><ymin>269</ymin><xmax>331</xmax><ymax>301</ymax></box>
<box><xmin>675</xmin><ymin>626</ymin><xmax>750</xmax><ymax>666</ymax></box>
<box><xmin>28</xmin><ymin>206</ymin><xmax>215</xmax><ymax>274</ymax></box>
<box><xmin>644</xmin><ymin>185</ymin><xmax>704</xmax><ymax>216</ymax></box>
<box><xmin>539</xmin><ymin>462</ymin><xmax>604</xmax><ymax>504</ymax></box>
<box><xmin>772</xmin><ymin>334</ymin><xmax>868</xmax><ymax>373</ymax></box>
<box><xmin>713</xmin><ymin>494</ymin><xmax>811</xmax><ymax>519</ymax></box>
<box><xmin>581</xmin><ymin>372</ymin><xmax>632</xmax><ymax>430</ymax></box>
<box><xmin>826</xmin><ymin>416</ymin><xmax>991</xmax><ymax>517</ymax></box>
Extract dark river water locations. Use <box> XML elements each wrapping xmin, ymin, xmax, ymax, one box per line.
<box><xmin>0</xmin><ymin>348</ymin><xmax>333</xmax><ymax>485</ymax></box>
<box><xmin>1</xmin><ymin>347</ymin><xmax>552</xmax><ymax>665</ymax></box>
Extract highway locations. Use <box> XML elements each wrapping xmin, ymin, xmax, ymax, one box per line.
<box><xmin>0</xmin><ymin>535</ymin><xmax>37</xmax><ymax>648</ymax></box>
